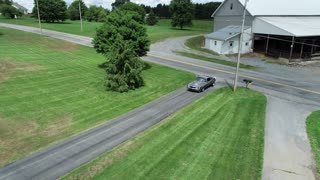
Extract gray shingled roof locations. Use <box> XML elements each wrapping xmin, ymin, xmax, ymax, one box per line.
<box><xmin>205</xmin><ymin>26</ymin><xmax>250</xmax><ymax>41</ymax></box>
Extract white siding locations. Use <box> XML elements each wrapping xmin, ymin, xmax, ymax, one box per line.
<box><xmin>205</xmin><ymin>39</ymin><xmax>222</xmax><ymax>54</ymax></box>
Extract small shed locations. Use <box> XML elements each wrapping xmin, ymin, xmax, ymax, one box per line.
<box><xmin>205</xmin><ymin>25</ymin><xmax>252</xmax><ymax>54</ymax></box>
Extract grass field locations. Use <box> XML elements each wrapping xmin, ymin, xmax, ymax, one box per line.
<box><xmin>0</xmin><ymin>27</ymin><xmax>195</xmax><ymax>166</ymax></box>
<box><xmin>306</xmin><ymin>111</ymin><xmax>320</xmax><ymax>176</ymax></box>
<box><xmin>175</xmin><ymin>51</ymin><xmax>254</xmax><ymax>69</ymax></box>
<box><xmin>0</xmin><ymin>16</ymin><xmax>213</xmax><ymax>43</ymax></box>
<box><xmin>65</xmin><ymin>87</ymin><xmax>266</xmax><ymax>180</ymax></box>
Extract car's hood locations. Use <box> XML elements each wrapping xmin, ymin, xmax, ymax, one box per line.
<box><xmin>188</xmin><ymin>81</ymin><xmax>202</xmax><ymax>87</ymax></box>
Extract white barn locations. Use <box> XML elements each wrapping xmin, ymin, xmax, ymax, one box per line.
<box><xmin>205</xmin><ymin>26</ymin><xmax>251</xmax><ymax>54</ymax></box>
<box><xmin>205</xmin><ymin>0</ymin><xmax>320</xmax><ymax>61</ymax></box>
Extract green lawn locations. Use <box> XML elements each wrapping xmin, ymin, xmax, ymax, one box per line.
<box><xmin>147</xmin><ymin>19</ymin><xmax>213</xmax><ymax>43</ymax></box>
<box><xmin>65</xmin><ymin>87</ymin><xmax>266</xmax><ymax>180</ymax></box>
<box><xmin>0</xmin><ymin>27</ymin><xmax>195</xmax><ymax>166</ymax></box>
<box><xmin>175</xmin><ymin>51</ymin><xmax>255</xmax><ymax>69</ymax></box>
<box><xmin>306</xmin><ymin>111</ymin><xmax>320</xmax><ymax>176</ymax></box>
<box><xmin>0</xmin><ymin>16</ymin><xmax>213</xmax><ymax>43</ymax></box>
<box><xmin>0</xmin><ymin>16</ymin><xmax>102</xmax><ymax>37</ymax></box>
<box><xmin>185</xmin><ymin>36</ymin><xmax>219</xmax><ymax>55</ymax></box>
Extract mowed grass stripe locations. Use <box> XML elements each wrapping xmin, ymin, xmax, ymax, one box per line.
<box><xmin>306</xmin><ymin>111</ymin><xmax>320</xmax><ymax>176</ymax></box>
<box><xmin>65</xmin><ymin>87</ymin><xmax>266</xmax><ymax>180</ymax></box>
<box><xmin>0</xmin><ymin>27</ymin><xmax>195</xmax><ymax>166</ymax></box>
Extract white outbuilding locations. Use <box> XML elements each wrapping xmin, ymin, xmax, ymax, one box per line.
<box><xmin>206</xmin><ymin>0</ymin><xmax>320</xmax><ymax>61</ymax></box>
<box><xmin>205</xmin><ymin>25</ymin><xmax>251</xmax><ymax>55</ymax></box>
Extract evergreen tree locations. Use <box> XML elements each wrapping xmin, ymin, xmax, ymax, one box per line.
<box><xmin>104</xmin><ymin>38</ymin><xmax>145</xmax><ymax>92</ymax></box>
<box><xmin>146</xmin><ymin>10</ymin><xmax>158</xmax><ymax>26</ymax></box>
<box><xmin>119</xmin><ymin>2</ymin><xmax>145</xmax><ymax>24</ymax></box>
<box><xmin>93</xmin><ymin>10</ymin><xmax>150</xmax><ymax>92</ymax></box>
<box><xmin>111</xmin><ymin>0</ymin><xmax>129</xmax><ymax>11</ymax></box>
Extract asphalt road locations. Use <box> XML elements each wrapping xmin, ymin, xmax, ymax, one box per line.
<box><xmin>0</xmin><ymin>23</ymin><xmax>320</xmax><ymax>180</ymax></box>
<box><xmin>0</xmin><ymin>86</ymin><xmax>220</xmax><ymax>180</ymax></box>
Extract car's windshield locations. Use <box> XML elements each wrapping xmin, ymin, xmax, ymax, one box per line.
<box><xmin>195</xmin><ymin>77</ymin><xmax>206</xmax><ymax>82</ymax></box>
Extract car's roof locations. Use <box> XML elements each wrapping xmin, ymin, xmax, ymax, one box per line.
<box><xmin>197</xmin><ymin>75</ymin><xmax>211</xmax><ymax>79</ymax></box>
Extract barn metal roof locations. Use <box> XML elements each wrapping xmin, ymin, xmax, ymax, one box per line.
<box><xmin>205</xmin><ymin>25</ymin><xmax>250</xmax><ymax>41</ymax></box>
<box><xmin>238</xmin><ymin>0</ymin><xmax>320</xmax><ymax>16</ymax></box>
<box><xmin>253</xmin><ymin>17</ymin><xmax>320</xmax><ymax>37</ymax></box>
<box><xmin>213</xmin><ymin>0</ymin><xmax>320</xmax><ymax>17</ymax></box>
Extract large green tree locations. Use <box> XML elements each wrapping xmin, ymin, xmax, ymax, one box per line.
<box><xmin>119</xmin><ymin>2</ymin><xmax>145</xmax><ymax>24</ymax></box>
<box><xmin>169</xmin><ymin>0</ymin><xmax>194</xmax><ymax>29</ymax></box>
<box><xmin>32</xmin><ymin>0</ymin><xmax>67</xmax><ymax>22</ymax></box>
<box><xmin>67</xmin><ymin>0</ymin><xmax>88</xmax><ymax>21</ymax></box>
<box><xmin>93</xmin><ymin>10</ymin><xmax>150</xmax><ymax>92</ymax></box>
<box><xmin>85</xmin><ymin>5</ymin><xmax>109</xmax><ymax>22</ymax></box>
<box><xmin>111</xmin><ymin>0</ymin><xmax>129</xmax><ymax>10</ymax></box>
<box><xmin>146</xmin><ymin>10</ymin><xmax>158</xmax><ymax>26</ymax></box>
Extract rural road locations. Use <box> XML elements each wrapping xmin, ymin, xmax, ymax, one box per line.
<box><xmin>0</xmin><ymin>87</ymin><xmax>219</xmax><ymax>180</ymax></box>
<box><xmin>0</xmin><ymin>23</ymin><xmax>319</xmax><ymax>179</ymax></box>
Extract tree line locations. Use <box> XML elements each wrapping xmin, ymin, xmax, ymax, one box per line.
<box><xmin>141</xmin><ymin>2</ymin><xmax>221</xmax><ymax>20</ymax></box>
<box><xmin>1</xmin><ymin>0</ymin><xmax>220</xmax><ymax>22</ymax></box>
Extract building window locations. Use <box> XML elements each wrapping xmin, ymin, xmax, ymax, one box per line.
<box><xmin>230</xmin><ymin>3</ymin><xmax>233</xmax><ymax>10</ymax></box>
<box><xmin>229</xmin><ymin>41</ymin><xmax>234</xmax><ymax>47</ymax></box>
<box><xmin>245</xmin><ymin>42</ymin><xmax>249</xmax><ymax>46</ymax></box>
<box><xmin>214</xmin><ymin>41</ymin><xmax>217</xmax><ymax>46</ymax></box>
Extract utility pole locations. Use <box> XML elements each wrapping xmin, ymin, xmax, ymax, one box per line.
<box><xmin>233</xmin><ymin>0</ymin><xmax>249</xmax><ymax>92</ymax></box>
<box><xmin>79</xmin><ymin>0</ymin><xmax>83</xmax><ymax>32</ymax></box>
<box><xmin>36</xmin><ymin>0</ymin><xmax>42</xmax><ymax>34</ymax></box>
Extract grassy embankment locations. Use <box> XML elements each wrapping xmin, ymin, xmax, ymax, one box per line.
<box><xmin>176</xmin><ymin>51</ymin><xmax>254</xmax><ymax>69</ymax></box>
<box><xmin>185</xmin><ymin>36</ymin><xmax>218</xmax><ymax>55</ymax></box>
<box><xmin>177</xmin><ymin>36</ymin><xmax>255</xmax><ymax>69</ymax></box>
<box><xmin>306</xmin><ymin>111</ymin><xmax>320</xmax><ymax>177</ymax></box>
<box><xmin>0</xmin><ymin>27</ymin><xmax>195</xmax><ymax>166</ymax></box>
<box><xmin>65</xmin><ymin>87</ymin><xmax>266</xmax><ymax>180</ymax></box>
<box><xmin>0</xmin><ymin>16</ymin><xmax>213</xmax><ymax>43</ymax></box>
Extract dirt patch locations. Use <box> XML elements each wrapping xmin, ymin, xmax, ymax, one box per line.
<box><xmin>0</xmin><ymin>60</ymin><xmax>16</xmax><ymax>82</ymax></box>
<box><xmin>242</xmin><ymin>53</ymin><xmax>290</xmax><ymax>65</ymax></box>
<box><xmin>41</xmin><ymin>115</ymin><xmax>72</xmax><ymax>138</ymax></box>
<box><xmin>0</xmin><ymin>60</ymin><xmax>44</xmax><ymax>83</ymax></box>
<box><xmin>43</xmin><ymin>37</ymin><xmax>79</xmax><ymax>52</ymax></box>
<box><xmin>10</xmin><ymin>35</ymin><xmax>78</xmax><ymax>52</ymax></box>
<box><xmin>0</xmin><ymin>117</ymin><xmax>39</xmax><ymax>167</ymax></box>
<box><xmin>0</xmin><ymin>115</ymin><xmax>72</xmax><ymax>167</ymax></box>
<box><xmin>15</xmin><ymin>64</ymin><xmax>43</xmax><ymax>71</ymax></box>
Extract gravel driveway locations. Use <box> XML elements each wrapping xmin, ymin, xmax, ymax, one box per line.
<box><xmin>263</xmin><ymin>96</ymin><xmax>318</xmax><ymax>180</ymax></box>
